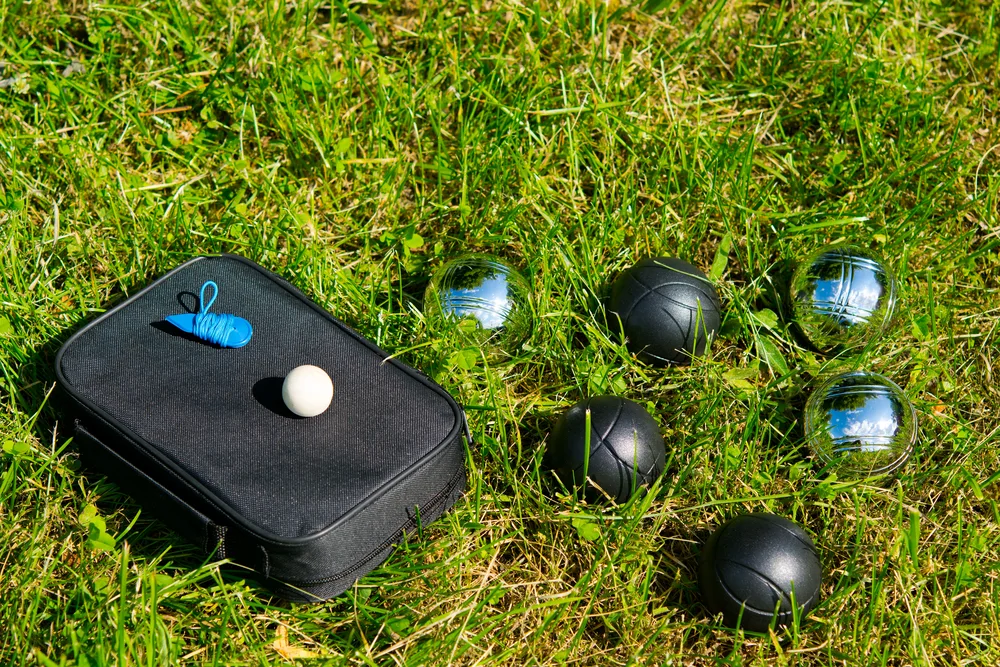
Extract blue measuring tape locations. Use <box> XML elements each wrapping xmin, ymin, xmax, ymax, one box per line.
<box><xmin>165</xmin><ymin>281</ymin><xmax>253</xmax><ymax>348</ymax></box>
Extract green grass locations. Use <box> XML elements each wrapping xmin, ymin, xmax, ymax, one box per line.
<box><xmin>1</xmin><ymin>0</ymin><xmax>999</xmax><ymax>664</ymax></box>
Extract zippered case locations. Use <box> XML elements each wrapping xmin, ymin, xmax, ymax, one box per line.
<box><xmin>55</xmin><ymin>254</ymin><xmax>468</xmax><ymax>601</ymax></box>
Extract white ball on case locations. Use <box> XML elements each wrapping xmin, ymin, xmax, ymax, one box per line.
<box><xmin>281</xmin><ymin>365</ymin><xmax>334</xmax><ymax>418</ymax></box>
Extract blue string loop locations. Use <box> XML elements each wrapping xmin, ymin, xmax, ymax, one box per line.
<box><xmin>165</xmin><ymin>280</ymin><xmax>252</xmax><ymax>348</ymax></box>
<box><xmin>194</xmin><ymin>281</ymin><xmax>238</xmax><ymax>347</ymax></box>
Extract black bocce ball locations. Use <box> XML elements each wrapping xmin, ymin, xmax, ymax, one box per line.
<box><xmin>608</xmin><ymin>257</ymin><xmax>721</xmax><ymax>366</ymax></box>
<box><xmin>698</xmin><ymin>513</ymin><xmax>822</xmax><ymax>632</ymax></box>
<box><xmin>547</xmin><ymin>396</ymin><xmax>665</xmax><ymax>503</ymax></box>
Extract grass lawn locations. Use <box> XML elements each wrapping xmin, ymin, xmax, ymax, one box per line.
<box><xmin>2</xmin><ymin>0</ymin><xmax>999</xmax><ymax>664</ymax></box>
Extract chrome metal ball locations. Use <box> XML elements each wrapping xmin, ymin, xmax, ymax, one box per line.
<box><xmin>791</xmin><ymin>245</ymin><xmax>897</xmax><ymax>350</ymax></box>
<box><xmin>804</xmin><ymin>371</ymin><xmax>917</xmax><ymax>476</ymax></box>
<box><xmin>423</xmin><ymin>255</ymin><xmax>532</xmax><ymax>352</ymax></box>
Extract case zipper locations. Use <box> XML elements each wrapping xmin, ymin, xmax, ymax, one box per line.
<box><xmin>284</xmin><ymin>465</ymin><xmax>466</xmax><ymax>587</ymax></box>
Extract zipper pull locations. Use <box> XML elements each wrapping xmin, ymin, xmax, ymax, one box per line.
<box><xmin>462</xmin><ymin>410</ymin><xmax>474</xmax><ymax>447</ymax></box>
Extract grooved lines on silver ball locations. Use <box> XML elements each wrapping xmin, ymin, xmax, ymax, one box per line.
<box><xmin>824</xmin><ymin>384</ymin><xmax>903</xmax><ymax>396</ymax></box>
<box><xmin>830</xmin><ymin>253</ymin><xmax>880</xmax><ymax>321</ymax></box>
<box><xmin>440</xmin><ymin>296</ymin><xmax>511</xmax><ymax>321</ymax></box>
<box><xmin>793</xmin><ymin>246</ymin><xmax>896</xmax><ymax>349</ymax></box>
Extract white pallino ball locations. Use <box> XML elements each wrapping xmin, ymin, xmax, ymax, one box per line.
<box><xmin>281</xmin><ymin>365</ymin><xmax>334</xmax><ymax>417</ymax></box>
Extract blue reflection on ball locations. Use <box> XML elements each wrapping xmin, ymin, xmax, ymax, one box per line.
<box><xmin>439</xmin><ymin>273</ymin><xmax>513</xmax><ymax>330</ymax></box>
<box><xmin>791</xmin><ymin>245</ymin><xmax>897</xmax><ymax>350</ymax></box>
<box><xmin>424</xmin><ymin>254</ymin><xmax>531</xmax><ymax>352</ymax></box>
<box><xmin>805</xmin><ymin>371</ymin><xmax>917</xmax><ymax>476</ymax></box>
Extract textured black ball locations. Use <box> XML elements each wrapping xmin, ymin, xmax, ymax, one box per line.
<box><xmin>608</xmin><ymin>257</ymin><xmax>721</xmax><ymax>366</ymax></box>
<box><xmin>547</xmin><ymin>396</ymin><xmax>665</xmax><ymax>503</ymax></box>
<box><xmin>698</xmin><ymin>513</ymin><xmax>822</xmax><ymax>632</ymax></box>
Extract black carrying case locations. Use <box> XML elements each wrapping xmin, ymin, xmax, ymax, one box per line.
<box><xmin>55</xmin><ymin>254</ymin><xmax>468</xmax><ymax>601</ymax></box>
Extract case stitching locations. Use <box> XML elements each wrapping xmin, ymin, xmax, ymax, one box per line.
<box><xmin>279</xmin><ymin>466</ymin><xmax>466</xmax><ymax>587</ymax></box>
<box><xmin>259</xmin><ymin>545</ymin><xmax>270</xmax><ymax>578</ymax></box>
<box><xmin>74</xmin><ymin>396</ymin><xmax>465</xmax><ymax>548</ymax></box>
<box><xmin>210</xmin><ymin>523</ymin><xmax>228</xmax><ymax>559</ymax></box>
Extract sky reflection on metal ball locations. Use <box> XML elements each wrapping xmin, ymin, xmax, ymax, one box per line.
<box><xmin>791</xmin><ymin>245</ymin><xmax>897</xmax><ymax>351</ymax></box>
<box><xmin>424</xmin><ymin>255</ymin><xmax>531</xmax><ymax>353</ymax></box>
<box><xmin>805</xmin><ymin>371</ymin><xmax>917</xmax><ymax>477</ymax></box>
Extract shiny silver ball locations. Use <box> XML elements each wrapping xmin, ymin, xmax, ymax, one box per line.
<box><xmin>804</xmin><ymin>371</ymin><xmax>917</xmax><ymax>476</ymax></box>
<box><xmin>791</xmin><ymin>245</ymin><xmax>897</xmax><ymax>350</ymax></box>
<box><xmin>424</xmin><ymin>255</ymin><xmax>532</xmax><ymax>352</ymax></box>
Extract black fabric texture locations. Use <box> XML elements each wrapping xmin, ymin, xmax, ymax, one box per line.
<box><xmin>75</xmin><ymin>424</ymin><xmax>215</xmax><ymax>549</ymax></box>
<box><xmin>257</xmin><ymin>441</ymin><xmax>465</xmax><ymax>584</ymax></box>
<box><xmin>56</xmin><ymin>255</ymin><xmax>467</xmax><ymax>600</ymax></box>
<box><xmin>266</xmin><ymin>464</ymin><xmax>466</xmax><ymax>601</ymax></box>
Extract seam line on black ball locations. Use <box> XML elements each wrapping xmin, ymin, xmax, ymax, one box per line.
<box><xmin>715</xmin><ymin>557</ymin><xmax>820</xmax><ymax>613</ymax></box>
<box><xmin>714</xmin><ymin>566</ymin><xmax>789</xmax><ymax>618</ymax></box>
<box><xmin>616</xmin><ymin>282</ymin><xmax>687</xmax><ymax>362</ymax></box>
<box><xmin>745</xmin><ymin>515</ymin><xmax>818</xmax><ymax>554</ymax></box>
<box><xmin>716</xmin><ymin>559</ymin><xmax>821</xmax><ymax>614</ymax></box>
<box><xmin>596</xmin><ymin>399</ymin><xmax>626</xmax><ymax>444</ymax></box>
<box><xmin>715</xmin><ymin>560</ymin><xmax>791</xmax><ymax>615</ymax></box>
<box><xmin>658</xmin><ymin>307</ymin><xmax>688</xmax><ymax>348</ymax></box>
<box><xmin>578</xmin><ymin>400</ymin><xmax>610</xmax><ymax>461</ymax></box>
<box><xmin>626</xmin><ymin>275</ymin><xmax>718</xmax><ymax>313</ymax></box>
<box><xmin>627</xmin><ymin>272</ymin><xmax>719</xmax><ymax>313</ymax></box>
